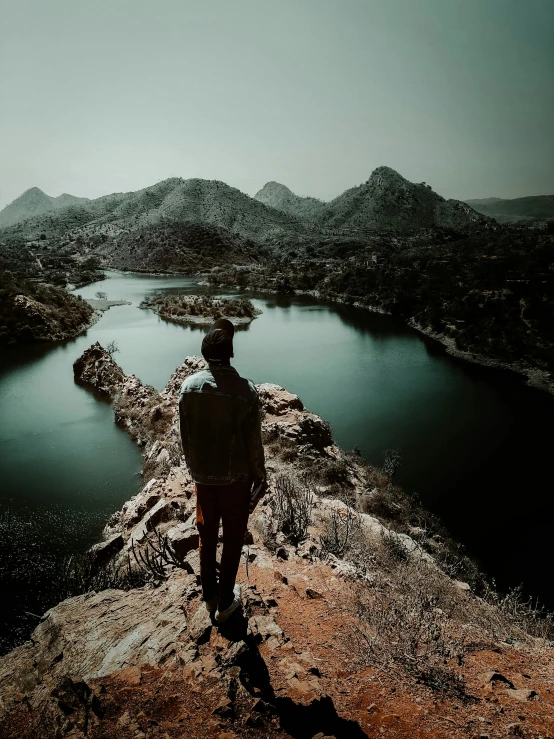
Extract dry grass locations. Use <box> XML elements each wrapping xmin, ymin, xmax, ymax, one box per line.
<box><xmin>477</xmin><ymin>583</ymin><xmax>554</xmax><ymax>643</ymax></box>
<box><xmin>265</xmin><ymin>434</ymin><xmax>299</xmax><ymax>463</ymax></box>
<box><xmin>324</xmin><ymin>508</ymin><xmax>554</xmax><ymax>692</ymax></box>
<box><xmin>349</xmin><ymin>554</ymin><xmax>472</xmax><ymax>698</ymax></box>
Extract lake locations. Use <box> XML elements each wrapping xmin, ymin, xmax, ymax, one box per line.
<box><xmin>1</xmin><ymin>269</ymin><xmax>553</xmax><ymax>654</ymax></box>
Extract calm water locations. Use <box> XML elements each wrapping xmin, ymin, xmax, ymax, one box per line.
<box><xmin>1</xmin><ymin>270</ymin><xmax>553</xmax><ymax>654</ymax></box>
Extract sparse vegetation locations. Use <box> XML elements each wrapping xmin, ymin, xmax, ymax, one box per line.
<box><xmin>59</xmin><ymin>523</ymin><xmax>193</xmax><ymax>600</ymax></box>
<box><xmin>58</xmin><ymin>550</ymin><xmax>148</xmax><ymax>599</ymax></box>
<box><xmin>106</xmin><ymin>340</ymin><xmax>119</xmax><ymax>357</ymax></box>
<box><xmin>351</xmin><ymin>559</ymin><xmax>469</xmax><ymax>692</ymax></box>
<box><xmin>129</xmin><ymin>524</ymin><xmax>191</xmax><ymax>581</ymax></box>
<box><xmin>319</xmin><ymin>507</ymin><xmax>361</xmax><ymax>560</ymax></box>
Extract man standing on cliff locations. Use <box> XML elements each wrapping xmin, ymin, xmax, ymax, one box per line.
<box><xmin>178</xmin><ymin>318</ymin><xmax>267</xmax><ymax>624</ymax></box>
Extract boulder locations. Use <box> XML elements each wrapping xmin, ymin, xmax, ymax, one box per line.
<box><xmin>257</xmin><ymin>383</ymin><xmax>304</xmax><ymax>415</ymax></box>
<box><xmin>0</xmin><ymin>576</ymin><xmax>191</xmax><ymax>716</ymax></box>
<box><xmin>166</xmin><ymin>517</ymin><xmax>200</xmax><ymax>559</ymax></box>
<box><xmin>249</xmin><ymin>615</ymin><xmax>285</xmax><ymax>646</ymax></box>
<box><xmin>505</xmin><ymin>688</ymin><xmax>537</xmax><ymax>701</ymax></box>
<box><xmin>88</xmin><ymin>533</ymin><xmax>124</xmax><ymax>564</ymax></box>
<box><xmin>453</xmin><ymin>580</ymin><xmax>471</xmax><ymax>592</ymax></box>
<box><xmin>480</xmin><ymin>670</ymin><xmax>514</xmax><ymax>689</ymax></box>
<box><xmin>188</xmin><ymin>606</ymin><xmax>212</xmax><ymax>644</ymax></box>
<box><xmin>306</xmin><ymin>587</ymin><xmax>324</xmax><ymax>600</ymax></box>
<box><xmin>127</xmin><ymin>498</ymin><xmax>183</xmax><ymax>544</ymax></box>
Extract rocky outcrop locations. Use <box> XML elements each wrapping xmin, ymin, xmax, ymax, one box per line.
<box><xmin>1</xmin><ymin>345</ymin><xmax>553</xmax><ymax>739</ymax></box>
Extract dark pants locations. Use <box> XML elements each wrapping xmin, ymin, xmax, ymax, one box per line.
<box><xmin>195</xmin><ymin>480</ymin><xmax>250</xmax><ymax>610</ymax></box>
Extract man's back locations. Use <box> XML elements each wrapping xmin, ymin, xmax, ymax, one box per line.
<box><xmin>178</xmin><ymin>364</ymin><xmax>264</xmax><ymax>485</ymax></box>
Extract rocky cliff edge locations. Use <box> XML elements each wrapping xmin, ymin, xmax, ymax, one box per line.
<box><xmin>0</xmin><ymin>344</ymin><xmax>552</xmax><ymax>739</ymax></box>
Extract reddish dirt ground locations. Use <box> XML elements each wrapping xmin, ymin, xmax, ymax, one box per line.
<box><xmin>245</xmin><ymin>559</ymin><xmax>554</xmax><ymax>739</ymax></box>
<box><xmin>3</xmin><ymin>558</ymin><xmax>552</xmax><ymax>739</ymax></box>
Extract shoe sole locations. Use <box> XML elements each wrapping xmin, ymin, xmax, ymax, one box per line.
<box><xmin>215</xmin><ymin>598</ymin><xmax>241</xmax><ymax>624</ymax></box>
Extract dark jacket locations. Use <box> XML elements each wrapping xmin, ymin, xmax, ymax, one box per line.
<box><xmin>178</xmin><ymin>364</ymin><xmax>266</xmax><ymax>485</ymax></box>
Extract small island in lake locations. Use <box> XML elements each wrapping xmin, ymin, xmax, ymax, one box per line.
<box><xmin>139</xmin><ymin>293</ymin><xmax>261</xmax><ymax>326</ymax></box>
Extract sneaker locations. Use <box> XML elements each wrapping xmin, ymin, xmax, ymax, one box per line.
<box><xmin>204</xmin><ymin>597</ymin><xmax>217</xmax><ymax>615</ymax></box>
<box><xmin>215</xmin><ymin>585</ymin><xmax>242</xmax><ymax>624</ymax></box>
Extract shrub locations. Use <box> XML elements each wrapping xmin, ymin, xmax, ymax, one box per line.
<box><xmin>266</xmin><ymin>435</ymin><xmax>298</xmax><ymax>462</ymax></box>
<box><xmin>380</xmin><ymin>529</ymin><xmax>410</xmax><ymax>565</ymax></box>
<box><xmin>319</xmin><ymin>507</ymin><xmax>361</xmax><ymax>560</ymax></box>
<box><xmin>106</xmin><ymin>340</ymin><xmax>119</xmax><ymax>357</ymax></box>
<box><xmin>481</xmin><ymin>582</ymin><xmax>554</xmax><ymax>642</ymax></box>
<box><xmin>58</xmin><ymin>550</ymin><xmax>148</xmax><ymax>599</ymax></box>
<box><xmin>269</xmin><ymin>472</ymin><xmax>314</xmax><ymax>545</ymax></box>
<box><xmin>322</xmin><ymin>454</ymin><xmax>350</xmax><ymax>485</ymax></box>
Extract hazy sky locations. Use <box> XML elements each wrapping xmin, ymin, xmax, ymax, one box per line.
<box><xmin>1</xmin><ymin>0</ymin><xmax>553</xmax><ymax>209</ymax></box>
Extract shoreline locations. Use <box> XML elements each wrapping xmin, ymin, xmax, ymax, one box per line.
<box><xmin>212</xmin><ymin>279</ymin><xmax>554</xmax><ymax>397</ymax></box>
<box><xmin>87</xmin><ymin>264</ymin><xmax>554</xmax><ymax>396</ymax></box>
<box><xmin>409</xmin><ymin>320</ymin><xmax>554</xmax><ymax>396</ymax></box>
<box><xmin>144</xmin><ymin>307</ymin><xmax>256</xmax><ymax>326</ymax></box>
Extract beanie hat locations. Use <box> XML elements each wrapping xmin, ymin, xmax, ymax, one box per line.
<box><xmin>201</xmin><ymin>318</ymin><xmax>234</xmax><ymax>363</ymax></box>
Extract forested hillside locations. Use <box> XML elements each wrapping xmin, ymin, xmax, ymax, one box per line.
<box><xmin>210</xmin><ymin>228</ymin><xmax>554</xmax><ymax>389</ymax></box>
<box><xmin>0</xmin><ymin>272</ymin><xmax>95</xmax><ymax>345</ymax></box>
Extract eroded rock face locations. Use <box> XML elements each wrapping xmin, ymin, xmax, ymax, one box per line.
<box><xmin>257</xmin><ymin>383</ymin><xmax>304</xmax><ymax>415</ymax></box>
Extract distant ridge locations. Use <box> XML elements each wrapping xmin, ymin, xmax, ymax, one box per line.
<box><xmin>0</xmin><ymin>188</ymin><xmax>89</xmax><ymax>228</ymax></box>
<box><xmin>465</xmin><ymin>195</ymin><xmax>554</xmax><ymax>223</ymax></box>
<box><xmin>0</xmin><ymin>177</ymin><xmax>312</xmax><ymax>248</ymax></box>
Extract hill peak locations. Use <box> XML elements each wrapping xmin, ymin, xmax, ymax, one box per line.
<box><xmin>0</xmin><ymin>187</ymin><xmax>55</xmax><ymax>228</ymax></box>
<box><xmin>254</xmin><ymin>181</ymin><xmax>325</xmax><ymax>220</ymax></box>
<box><xmin>323</xmin><ymin>166</ymin><xmax>492</xmax><ymax>231</ymax></box>
<box><xmin>257</xmin><ymin>181</ymin><xmax>293</xmax><ymax>194</ymax></box>
<box><xmin>22</xmin><ymin>186</ymin><xmax>48</xmax><ymax>197</ymax></box>
<box><xmin>366</xmin><ymin>166</ymin><xmax>408</xmax><ymax>186</ymax></box>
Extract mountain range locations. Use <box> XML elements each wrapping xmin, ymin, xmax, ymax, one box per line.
<box><xmin>0</xmin><ymin>168</ymin><xmax>495</xmax><ymax>250</ymax></box>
